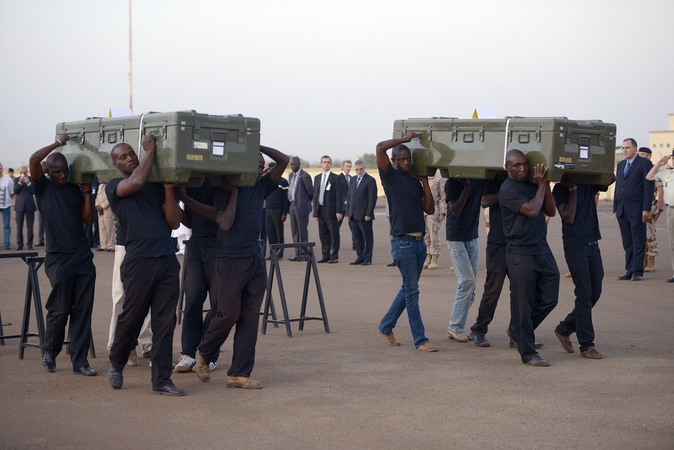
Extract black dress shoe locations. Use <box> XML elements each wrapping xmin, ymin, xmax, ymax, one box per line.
<box><xmin>36</xmin><ymin>242</ymin><xmax>44</xmax><ymax>247</ymax></box>
<box><xmin>16</xmin><ymin>245</ymin><xmax>23</xmax><ymax>250</ymax></box>
<box><xmin>524</xmin><ymin>354</ymin><xmax>550</xmax><ymax>367</ymax></box>
<box><xmin>361</xmin><ymin>261</ymin><xmax>371</xmax><ymax>266</ymax></box>
<box><xmin>108</xmin><ymin>363</ymin><xmax>123</xmax><ymax>390</ymax></box>
<box><xmin>328</xmin><ymin>259</ymin><xmax>338</xmax><ymax>264</ymax></box>
<box><xmin>73</xmin><ymin>365</ymin><xmax>97</xmax><ymax>376</ymax></box>
<box><xmin>289</xmin><ymin>257</ymin><xmax>305</xmax><ymax>262</ymax></box>
<box><xmin>42</xmin><ymin>353</ymin><xmax>56</xmax><ymax>373</ymax></box>
<box><xmin>317</xmin><ymin>258</ymin><xmax>330</xmax><ymax>263</ymax></box>
<box><xmin>618</xmin><ymin>273</ymin><xmax>632</xmax><ymax>280</ymax></box>
<box><xmin>387</xmin><ymin>261</ymin><xmax>396</xmax><ymax>267</ymax></box>
<box><xmin>152</xmin><ymin>382</ymin><xmax>185</xmax><ymax>396</ymax></box>
<box><xmin>350</xmin><ymin>259</ymin><xmax>364</xmax><ymax>265</ymax></box>
<box><xmin>667</xmin><ymin>277</ymin><xmax>674</xmax><ymax>283</ymax></box>
<box><xmin>471</xmin><ymin>332</ymin><xmax>490</xmax><ymax>347</ymax></box>
<box><xmin>507</xmin><ymin>328</ymin><xmax>543</xmax><ymax>349</ymax></box>
<box><xmin>631</xmin><ymin>274</ymin><xmax>643</xmax><ymax>281</ymax></box>
<box><xmin>27</xmin><ymin>245</ymin><xmax>34</xmax><ymax>250</ymax></box>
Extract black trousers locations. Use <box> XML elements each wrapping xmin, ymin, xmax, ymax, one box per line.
<box><xmin>181</xmin><ymin>242</ymin><xmax>218</xmax><ymax>359</ymax></box>
<box><xmin>110</xmin><ymin>256</ymin><xmax>180</xmax><ymax>389</ymax></box>
<box><xmin>199</xmin><ymin>254</ymin><xmax>266</xmax><ymax>377</ymax></box>
<box><xmin>339</xmin><ymin>213</ymin><xmax>357</xmax><ymax>250</ymax></box>
<box><xmin>266</xmin><ymin>207</ymin><xmax>285</xmax><ymax>258</ymax></box>
<box><xmin>617</xmin><ymin>213</ymin><xmax>647</xmax><ymax>276</ymax></box>
<box><xmin>556</xmin><ymin>243</ymin><xmax>603</xmax><ymax>352</ymax></box>
<box><xmin>506</xmin><ymin>252</ymin><xmax>559</xmax><ymax>362</ymax></box>
<box><xmin>289</xmin><ymin>204</ymin><xmax>309</xmax><ymax>257</ymax></box>
<box><xmin>15</xmin><ymin>210</ymin><xmax>34</xmax><ymax>247</ymax></box>
<box><xmin>37</xmin><ymin>210</ymin><xmax>44</xmax><ymax>245</ymax></box>
<box><xmin>352</xmin><ymin>219</ymin><xmax>374</xmax><ymax>262</ymax></box>
<box><xmin>471</xmin><ymin>243</ymin><xmax>508</xmax><ymax>335</ymax></box>
<box><xmin>317</xmin><ymin>206</ymin><xmax>340</xmax><ymax>260</ymax></box>
<box><xmin>43</xmin><ymin>251</ymin><xmax>96</xmax><ymax>370</ymax></box>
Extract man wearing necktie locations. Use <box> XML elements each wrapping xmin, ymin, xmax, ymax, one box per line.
<box><xmin>613</xmin><ymin>138</ymin><xmax>654</xmax><ymax>281</ymax></box>
<box><xmin>346</xmin><ymin>160</ymin><xmax>377</xmax><ymax>265</ymax></box>
<box><xmin>313</xmin><ymin>155</ymin><xmax>343</xmax><ymax>263</ymax></box>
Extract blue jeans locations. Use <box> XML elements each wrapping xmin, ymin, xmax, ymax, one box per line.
<box><xmin>378</xmin><ymin>236</ymin><xmax>429</xmax><ymax>347</ymax></box>
<box><xmin>448</xmin><ymin>238</ymin><xmax>479</xmax><ymax>333</ymax></box>
<box><xmin>1</xmin><ymin>207</ymin><xmax>10</xmax><ymax>247</ymax></box>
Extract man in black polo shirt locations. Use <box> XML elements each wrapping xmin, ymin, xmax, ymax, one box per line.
<box><xmin>445</xmin><ymin>177</ymin><xmax>485</xmax><ymax>343</ymax></box>
<box><xmin>106</xmin><ymin>134</ymin><xmax>184</xmax><ymax>396</ymax></box>
<box><xmin>194</xmin><ymin>145</ymin><xmax>289</xmax><ymax>389</ymax></box>
<box><xmin>375</xmin><ymin>131</ymin><xmax>437</xmax><ymax>352</ymax></box>
<box><xmin>29</xmin><ymin>134</ymin><xmax>97</xmax><ymax>376</ymax></box>
<box><xmin>552</xmin><ymin>176</ymin><xmax>610</xmax><ymax>359</ymax></box>
<box><xmin>499</xmin><ymin>150</ymin><xmax>559</xmax><ymax>367</ymax></box>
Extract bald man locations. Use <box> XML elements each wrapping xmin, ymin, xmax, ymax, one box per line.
<box><xmin>29</xmin><ymin>134</ymin><xmax>97</xmax><ymax>376</ymax></box>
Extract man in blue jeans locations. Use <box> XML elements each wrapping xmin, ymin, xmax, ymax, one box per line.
<box><xmin>445</xmin><ymin>177</ymin><xmax>484</xmax><ymax>342</ymax></box>
<box><xmin>376</xmin><ymin>131</ymin><xmax>437</xmax><ymax>352</ymax></box>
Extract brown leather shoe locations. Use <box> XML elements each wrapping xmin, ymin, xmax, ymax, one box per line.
<box><xmin>195</xmin><ymin>350</ymin><xmax>211</xmax><ymax>382</ymax></box>
<box><xmin>580</xmin><ymin>346</ymin><xmax>602</xmax><ymax>359</ymax></box>
<box><xmin>227</xmin><ymin>376</ymin><xmax>263</xmax><ymax>389</ymax></box>
<box><xmin>554</xmin><ymin>330</ymin><xmax>574</xmax><ymax>353</ymax></box>
<box><xmin>416</xmin><ymin>341</ymin><xmax>438</xmax><ymax>352</ymax></box>
<box><xmin>378</xmin><ymin>329</ymin><xmax>401</xmax><ymax>346</ymax></box>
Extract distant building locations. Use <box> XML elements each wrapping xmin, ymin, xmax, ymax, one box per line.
<box><xmin>649</xmin><ymin>114</ymin><xmax>674</xmax><ymax>160</ymax></box>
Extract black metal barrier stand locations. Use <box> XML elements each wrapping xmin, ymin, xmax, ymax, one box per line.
<box><xmin>261</xmin><ymin>242</ymin><xmax>330</xmax><ymax>337</ymax></box>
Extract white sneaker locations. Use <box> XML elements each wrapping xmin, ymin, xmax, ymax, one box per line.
<box><xmin>209</xmin><ymin>361</ymin><xmax>218</xmax><ymax>371</ymax></box>
<box><xmin>174</xmin><ymin>354</ymin><xmax>196</xmax><ymax>373</ymax></box>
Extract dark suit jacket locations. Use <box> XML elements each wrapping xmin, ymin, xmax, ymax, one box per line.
<box><xmin>313</xmin><ymin>172</ymin><xmax>343</xmax><ymax>217</ymax></box>
<box><xmin>13</xmin><ymin>177</ymin><xmax>37</xmax><ymax>213</ymax></box>
<box><xmin>289</xmin><ymin>169</ymin><xmax>313</xmax><ymax>217</ymax></box>
<box><xmin>346</xmin><ymin>173</ymin><xmax>377</xmax><ymax>221</ymax></box>
<box><xmin>337</xmin><ymin>173</ymin><xmax>351</xmax><ymax>210</ymax></box>
<box><xmin>614</xmin><ymin>155</ymin><xmax>654</xmax><ymax>217</ymax></box>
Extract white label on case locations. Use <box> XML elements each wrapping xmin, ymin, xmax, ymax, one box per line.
<box><xmin>213</xmin><ymin>142</ymin><xmax>225</xmax><ymax>156</ymax></box>
<box><xmin>193</xmin><ymin>141</ymin><xmax>208</xmax><ymax>150</ymax></box>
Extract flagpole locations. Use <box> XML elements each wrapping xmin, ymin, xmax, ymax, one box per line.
<box><xmin>128</xmin><ymin>0</ymin><xmax>133</xmax><ymax>111</ymax></box>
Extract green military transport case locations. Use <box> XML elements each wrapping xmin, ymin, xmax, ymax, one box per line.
<box><xmin>393</xmin><ymin>117</ymin><xmax>616</xmax><ymax>184</ymax></box>
<box><xmin>54</xmin><ymin>110</ymin><xmax>261</xmax><ymax>186</ymax></box>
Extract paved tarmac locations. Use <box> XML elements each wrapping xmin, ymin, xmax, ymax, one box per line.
<box><xmin>0</xmin><ymin>200</ymin><xmax>672</xmax><ymax>449</ymax></box>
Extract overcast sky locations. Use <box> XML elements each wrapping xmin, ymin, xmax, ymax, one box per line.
<box><xmin>1</xmin><ymin>0</ymin><xmax>673</xmax><ymax>169</ymax></box>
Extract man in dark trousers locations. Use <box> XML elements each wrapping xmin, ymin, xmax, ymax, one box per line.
<box><xmin>345</xmin><ymin>159</ymin><xmax>377</xmax><ymax>265</ymax></box>
<box><xmin>14</xmin><ymin>166</ymin><xmax>37</xmax><ymax>250</ymax></box>
<box><xmin>614</xmin><ymin>138</ymin><xmax>654</xmax><ymax>281</ymax></box>
<box><xmin>106</xmin><ymin>134</ymin><xmax>184</xmax><ymax>396</ymax></box>
<box><xmin>552</xmin><ymin>175</ymin><xmax>611</xmax><ymax>360</ymax></box>
<box><xmin>499</xmin><ymin>149</ymin><xmax>559</xmax><ymax>367</ymax></box>
<box><xmin>173</xmin><ymin>178</ymin><xmax>220</xmax><ymax>373</ymax></box>
<box><xmin>313</xmin><ymin>155</ymin><xmax>343</xmax><ymax>263</ymax></box>
<box><xmin>376</xmin><ymin>131</ymin><xmax>437</xmax><ymax>352</ymax></box>
<box><xmin>287</xmin><ymin>157</ymin><xmax>313</xmax><ymax>261</ymax></box>
<box><xmin>338</xmin><ymin>160</ymin><xmax>356</xmax><ymax>250</ymax></box>
<box><xmin>194</xmin><ymin>146</ymin><xmax>289</xmax><ymax>389</ymax></box>
<box><xmin>29</xmin><ymin>134</ymin><xmax>97</xmax><ymax>376</ymax></box>
<box><xmin>265</xmin><ymin>162</ymin><xmax>289</xmax><ymax>260</ymax></box>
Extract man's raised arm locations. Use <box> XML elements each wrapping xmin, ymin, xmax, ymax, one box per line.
<box><xmin>29</xmin><ymin>134</ymin><xmax>69</xmax><ymax>181</ymax></box>
<box><xmin>376</xmin><ymin>131</ymin><xmax>415</xmax><ymax>173</ymax></box>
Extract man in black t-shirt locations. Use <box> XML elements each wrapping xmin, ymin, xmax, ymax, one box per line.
<box><xmin>375</xmin><ymin>131</ymin><xmax>438</xmax><ymax>352</ymax></box>
<box><xmin>499</xmin><ymin>150</ymin><xmax>559</xmax><ymax>367</ymax></box>
<box><xmin>552</xmin><ymin>177</ymin><xmax>610</xmax><ymax>360</ymax></box>
<box><xmin>29</xmin><ymin>134</ymin><xmax>97</xmax><ymax>376</ymax></box>
<box><xmin>194</xmin><ymin>146</ymin><xmax>289</xmax><ymax>389</ymax></box>
<box><xmin>106</xmin><ymin>134</ymin><xmax>184</xmax><ymax>396</ymax></box>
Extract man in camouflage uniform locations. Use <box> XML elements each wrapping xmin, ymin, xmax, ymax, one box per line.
<box><xmin>639</xmin><ymin>148</ymin><xmax>662</xmax><ymax>272</ymax></box>
<box><xmin>424</xmin><ymin>170</ymin><xmax>446</xmax><ymax>270</ymax></box>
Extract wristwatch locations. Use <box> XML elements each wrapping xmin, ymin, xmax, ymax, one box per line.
<box><xmin>569</xmin><ymin>186</ymin><xmax>577</xmax><ymax>192</ymax></box>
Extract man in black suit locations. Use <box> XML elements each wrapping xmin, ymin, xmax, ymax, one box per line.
<box><xmin>287</xmin><ymin>157</ymin><xmax>313</xmax><ymax>261</ymax></box>
<box><xmin>313</xmin><ymin>155</ymin><xmax>342</xmax><ymax>263</ymax></box>
<box><xmin>614</xmin><ymin>138</ymin><xmax>654</xmax><ymax>281</ymax></box>
<box><xmin>14</xmin><ymin>166</ymin><xmax>37</xmax><ymax>250</ymax></box>
<box><xmin>346</xmin><ymin>160</ymin><xmax>377</xmax><ymax>265</ymax></box>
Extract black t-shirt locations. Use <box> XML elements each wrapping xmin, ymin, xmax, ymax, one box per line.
<box><xmin>498</xmin><ymin>177</ymin><xmax>551</xmax><ymax>255</ymax></box>
<box><xmin>484</xmin><ymin>178</ymin><xmax>506</xmax><ymax>246</ymax></box>
<box><xmin>34</xmin><ymin>175</ymin><xmax>89</xmax><ymax>253</ymax></box>
<box><xmin>215</xmin><ymin>174</ymin><xmax>276</xmax><ymax>258</ymax></box>
<box><xmin>379</xmin><ymin>163</ymin><xmax>426</xmax><ymax>237</ymax></box>
<box><xmin>445</xmin><ymin>178</ymin><xmax>484</xmax><ymax>242</ymax></box>
<box><xmin>552</xmin><ymin>183</ymin><xmax>603</xmax><ymax>247</ymax></box>
<box><xmin>106</xmin><ymin>179</ymin><xmax>175</xmax><ymax>260</ymax></box>
<box><xmin>186</xmin><ymin>178</ymin><xmax>218</xmax><ymax>248</ymax></box>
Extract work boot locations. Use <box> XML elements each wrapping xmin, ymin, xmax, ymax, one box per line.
<box><xmin>423</xmin><ymin>254</ymin><xmax>432</xmax><ymax>269</ymax></box>
<box><xmin>644</xmin><ymin>256</ymin><xmax>655</xmax><ymax>272</ymax></box>
<box><xmin>428</xmin><ymin>255</ymin><xmax>439</xmax><ymax>270</ymax></box>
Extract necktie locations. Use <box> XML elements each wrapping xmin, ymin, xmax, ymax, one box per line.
<box><xmin>319</xmin><ymin>172</ymin><xmax>327</xmax><ymax>205</ymax></box>
<box><xmin>624</xmin><ymin>161</ymin><xmax>631</xmax><ymax>177</ymax></box>
<box><xmin>357</xmin><ymin>177</ymin><xmax>362</xmax><ymax>188</ymax></box>
<box><xmin>288</xmin><ymin>173</ymin><xmax>298</xmax><ymax>202</ymax></box>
